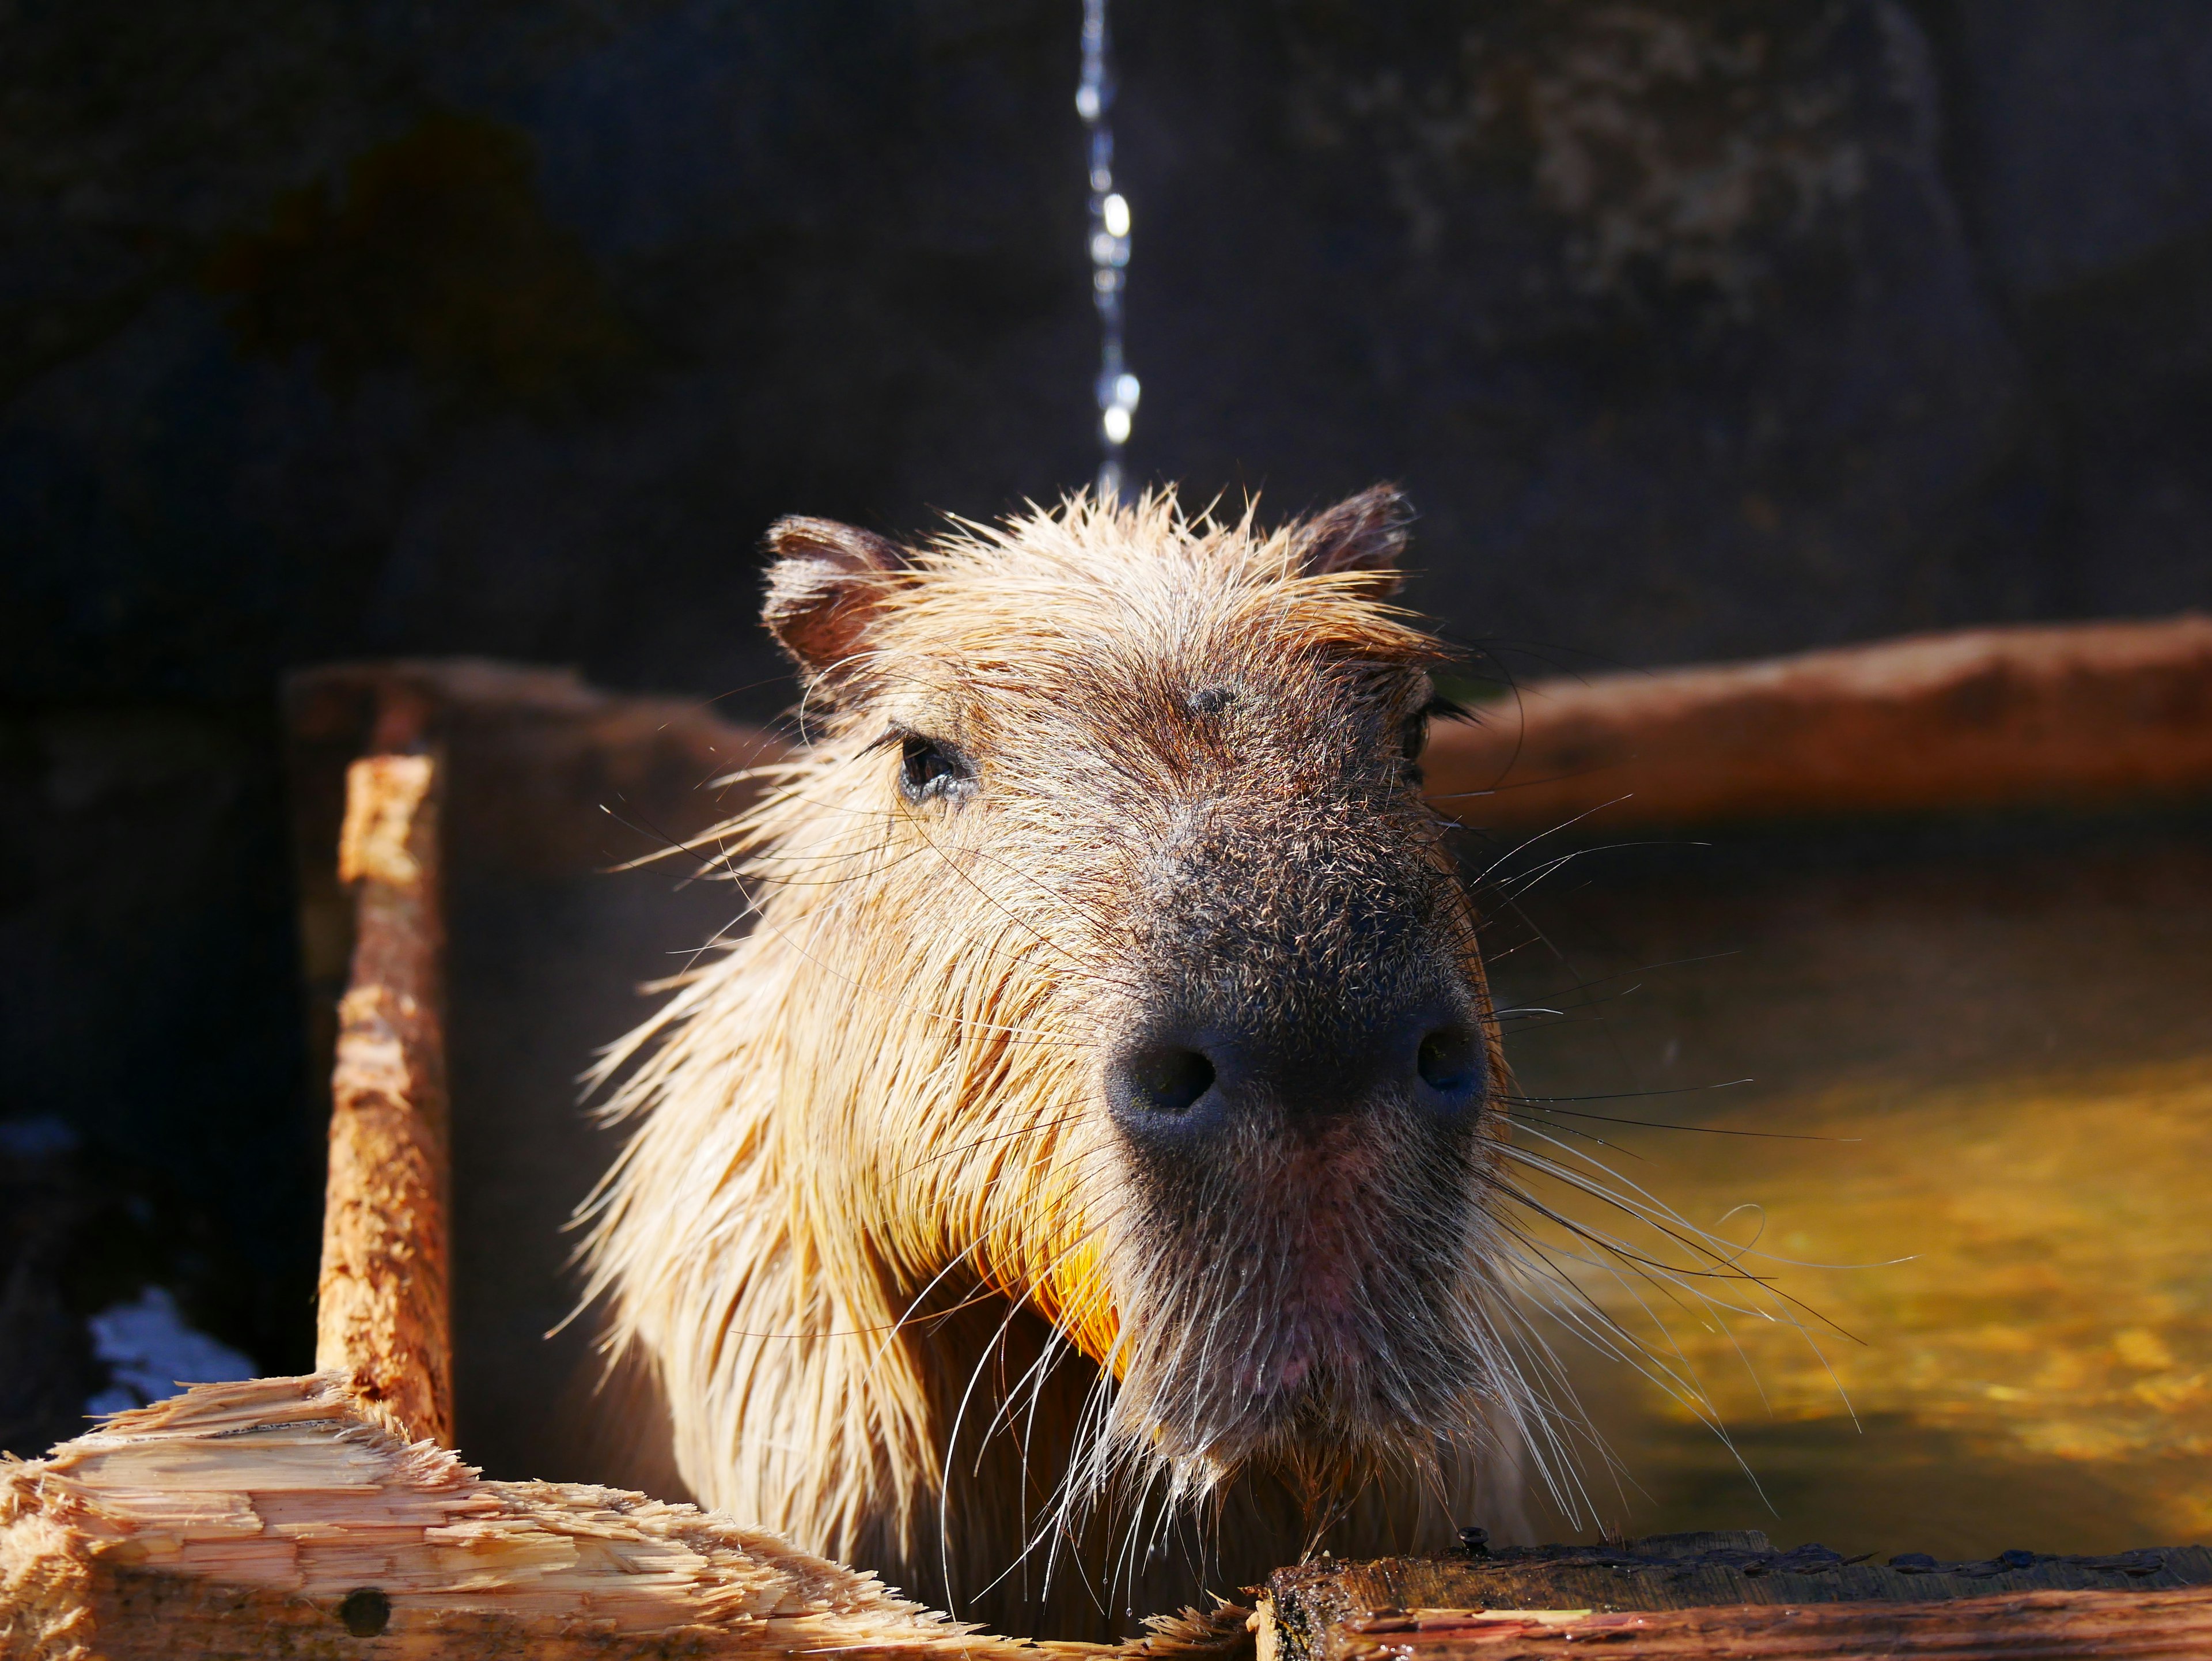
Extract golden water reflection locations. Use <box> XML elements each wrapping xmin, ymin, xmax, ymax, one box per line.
<box><xmin>1493</xmin><ymin>820</ymin><xmax>2212</xmax><ymax>1556</ymax></box>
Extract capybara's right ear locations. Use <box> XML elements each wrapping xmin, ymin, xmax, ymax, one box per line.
<box><xmin>762</xmin><ymin>517</ymin><xmax>903</xmax><ymax>682</ymax></box>
<box><xmin>1297</xmin><ymin>485</ymin><xmax>1411</xmax><ymax>593</ymax></box>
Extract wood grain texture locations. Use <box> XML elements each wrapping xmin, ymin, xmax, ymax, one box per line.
<box><xmin>1268</xmin><ymin>1535</ymin><xmax>2212</xmax><ymax>1622</ymax></box>
<box><xmin>1276</xmin><ymin>1589</ymin><xmax>2212</xmax><ymax>1660</ymax></box>
<box><xmin>1262</xmin><ymin>1537</ymin><xmax>2212</xmax><ymax>1661</ymax></box>
<box><xmin>1427</xmin><ymin>615</ymin><xmax>2212</xmax><ymax>833</ymax></box>
<box><xmin>316</xmin><ymin>735</ymin><xmax>453</xmax><ymax>1448</ymax></box>
<box><xmin>0</xmin><ymin>1375</ymin><xmax>1049</xmax><ymax>1660</ymax></box>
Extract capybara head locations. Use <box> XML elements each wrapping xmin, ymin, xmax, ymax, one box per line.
<box><xmin>584</xmin><ymin>490</ymin><xmax>1525</xmax><ymax>1627</ymax></box>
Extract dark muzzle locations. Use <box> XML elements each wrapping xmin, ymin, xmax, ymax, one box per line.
<box><xmin>1107</xmin><ymin>999</ymin><xmax>1483</xmax><ymax>1151</ymax></box>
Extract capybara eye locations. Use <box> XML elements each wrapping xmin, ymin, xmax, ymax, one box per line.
<box><xmin>1401</xmin><ymin>695</ymin><xmax>1467</xmax><ymax>786</ymax></box>
<box><xmin>897</xmin><ymin>733</ymin><xmax>975</xmax><ymax>804</ymax></box>
<box><xmin>1399</xmin><ymin>711</ymin><xmax>1430</xmax><ymax>786</ymax></box>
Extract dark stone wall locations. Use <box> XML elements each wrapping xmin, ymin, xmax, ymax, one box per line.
<box><xmin>3</xmin><ymin>0</ymin><xmax>2209</xmax><ymax>1388</ymax></box>
<box><xmin>12</xmin><ymin>1</ymin><xmax>2209</xmax><ymax>718</ymax></box>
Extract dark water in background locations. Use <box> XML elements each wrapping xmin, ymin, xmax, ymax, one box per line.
<box><xmin>1486</xmin><ymin>811</ymin><xmax>2212</xmax><ymax>1556</ymax></box>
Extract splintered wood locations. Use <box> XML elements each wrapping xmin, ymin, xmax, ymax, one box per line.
<box><xmin>10</xmin><ymin>1394</ymin><xmax>2212</xmax><ymax>1661</ymax></box>
<box><xmin>0</xmin><ymin>1374</ymin><xmax>1041</xmax><ymax>1659</ymax></box>
<box><xmin>317</xmin><ymin>741</ymin><xmax>453</xmax><ymax>1448</ymax></box>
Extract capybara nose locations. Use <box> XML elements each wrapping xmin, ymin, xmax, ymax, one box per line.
<box><xmin>1108</xmin><ymin>1009</ymin><xmax>1484</xmax><ymax>1147</ymax></box>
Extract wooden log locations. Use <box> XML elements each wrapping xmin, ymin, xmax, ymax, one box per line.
<box><xmin>1259</xmin><ymin>1538</ymin><xmax>2212</xmax><ymax>1661</ymax></box>
<box><xmin>316</xmin><ymin>688</ymin><xmax>453</xmax><ymax>1449</ymax></box>
<box><xmin>1427</xmin><ymin>615</ymin><xmax>2212</xmax><ymax>833</ymax></box>
<box><xmin>0</xmin><ymin>1374</ymin><xmax>1048</xmax><ymax>1660</ymax></box>
<box><xmin>1267</xmin><ymin>1533</ymin><xmax>2212</xmax><ymax>1619</ymax></box>
<box><xmin>1264</xmin><ymin>1588</ymin><xmax>2212</xmax><ymax>1660</ymax></box>
<box><xmin>283</xmin><ymin>660</ymin><xmax>785</xmax><ymax>882</ymax></box>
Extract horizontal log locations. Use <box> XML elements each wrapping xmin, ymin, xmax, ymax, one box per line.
<box><xmin>15</xmin><ymin>1387</ymin><xmax>2208</xmax><ymax>1661</ymax></box>
<box><xmin>0</xmin><ymin>1375</ymin><xmax>1050</xmax><ymax>1660</ymax></box>
<box><xmin>1268</xmin><ymin>1534</ymin><xmax>2212</xmax><ymax>1618</ymax></box>
<box><xmin>1427</xmin><ymin>615</ymin><xmax>2212</xmax><ymax>833</ymax></box>
<box><xmin>285</xmin><ymin>660</ymin><xmax>784</xmax><ymax>882</ymax></box>
<box><xmin>1260</xmin><ymin>1538</ymin><xmax>2212</xmax><ymax>1661</ymax></box>
<box><xmin>1266</xmin><ymin>1588</ymin><xmax>2212</xmax><ymax>1660</ymax></box>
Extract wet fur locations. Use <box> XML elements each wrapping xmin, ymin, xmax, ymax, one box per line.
<box><xmin>577</xmin><ymin>494</ymin><xmax>1544</xmax><ymax>1638</ymax></box>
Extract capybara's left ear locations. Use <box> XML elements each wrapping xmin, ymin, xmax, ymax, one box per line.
<box><xmin>1297</xmin><ymin>485</ymin><xmax>1411</xmax><ymax>592</ymax></box>
<box><xmin>762</xmin><ymin>517</ymin><xmax>903</xmax><ymax>682</ymax></box>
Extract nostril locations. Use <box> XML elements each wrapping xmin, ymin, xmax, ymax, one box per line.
<box><xmin>1416</xmin><ymin>1027</ymin><xmax>1481</xmax><ymax>1097</ymax></box>
<box><xmin>1122</xmin><ymin>1046</ymin><xmax>1217</xmax><ymax>1116</ymax></box>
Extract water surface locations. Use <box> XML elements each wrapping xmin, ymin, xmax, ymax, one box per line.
<box><xmin>1486</xmin><ymin>814</ymin><xmax>2212</xmax><ymax>1556</ymax></box>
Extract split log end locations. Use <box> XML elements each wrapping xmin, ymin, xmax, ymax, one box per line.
<box><xmin>0</xmin><ymin>1374</ymin><xmax>1036</xmax><ymax>1659</ymax></box>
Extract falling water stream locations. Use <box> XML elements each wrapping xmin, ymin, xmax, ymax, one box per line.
<box><xmin>1078</xmin><ymin>0</ymin><xmax>1136</xmax><ymax>502</ymax></box>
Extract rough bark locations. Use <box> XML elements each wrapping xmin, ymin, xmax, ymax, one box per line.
<box><xmin>315</xmin><ymin>695</ymin><xmax>453</xmax><ymax>1449</ymax></box>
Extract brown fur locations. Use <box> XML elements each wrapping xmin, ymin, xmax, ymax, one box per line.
<box><xmin>578</xmin><ymin>491</ymin><xmax>1555</xmax><ymax>1639</ymax></box>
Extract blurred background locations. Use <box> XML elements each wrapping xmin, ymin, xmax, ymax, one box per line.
<box><xmin>4</xmin><ymin>0</ymin><xmax>2210</xmax><ymax>1556</ymax></box>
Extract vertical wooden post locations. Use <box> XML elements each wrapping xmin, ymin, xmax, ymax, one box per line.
<box><xmin>315</xmin><ymin>686</ymin><xmax>453</xmax><ymax>1446</ymax></box>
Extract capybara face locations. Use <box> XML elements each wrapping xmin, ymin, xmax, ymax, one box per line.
<box><xmin>584</xmin><ymin>490</ymin><xmax>1518</xmax><ymax>1619</ymax></box>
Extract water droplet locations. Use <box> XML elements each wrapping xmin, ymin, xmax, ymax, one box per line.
<box><xmin>1102</xmin><ymin>404</ymin><xmax>1132</xmax><ymax>444</ymax></box>
<box><xmin>1103</xmin><ymin>193</ymin><xmax>1131</xmax><ymax>238</ymax></box>
<box><xmin>1115</xmin><ymin>373</ymin><xmax>1141</xmax><ymax>410</ymax></box>
<box><xmin>1075</xmin><ymin>85</ymin><xmax>1101</xmax><ymax>120</ymax></box>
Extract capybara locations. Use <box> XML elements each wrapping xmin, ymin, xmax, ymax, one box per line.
<box><xmin>579</xmin><ymin>489</ymin><xmax>1543</xmax><ymax>1638</ymax></box>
